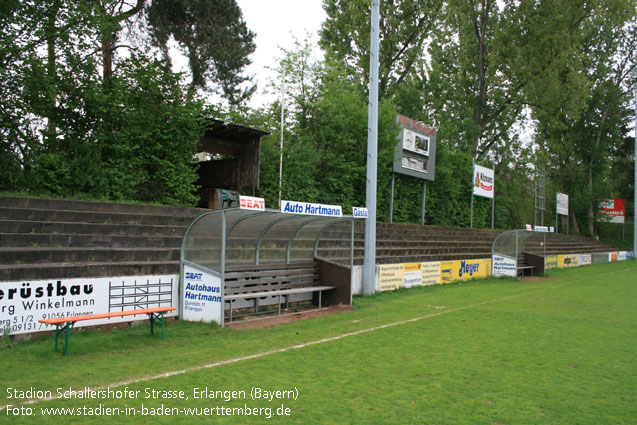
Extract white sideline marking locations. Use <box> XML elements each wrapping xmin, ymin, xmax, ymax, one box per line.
<box><xmin>3</xmin><ymin>265</ymin><xmax>635</xmax><ymax>410</ymax></box>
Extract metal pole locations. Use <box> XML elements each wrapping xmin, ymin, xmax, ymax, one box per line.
<box><xmin>363</xmin><ymin>0</ymin><xmax>380</xmax><ymax>296</ymax></box>
<box><xmin>634</xmin><ymin>63</ymin><xmax>637</xmax><ymax>254</ymax></box>
<box><xmin>470</xmin><ymin>193</ymin><xmax>474</xmax><ymax>228</ymax></box>
<box><xmin>555</xmin><ymin>194</ymin><xmax>559</xmax><ymax>235</ymax></box>
<box><xmin>470</xmin><ymin>160</ymin><xmax>474</xmax><ymax>228</ymax></box>
<box><xmin>389</xmin><ymin>173</ymin><xmax>395</xmax><ymax>223</ymax></box>
<box><xmin>421</xmin><ymin>180</ymin><xmax>427</xmax><ymax>225</ymax></box>
<box><xmin>278</xmin><ymin>71</ymin><xmax>286</xmax><ymax>208</ymax></box>
<box><xmin>491</xmin><ymin>196</ymin><xmax>494</xmax><ymax>229</ymax></box>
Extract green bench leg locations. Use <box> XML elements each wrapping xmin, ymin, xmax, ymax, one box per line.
<box><xmin>148</xmin><ymin>312</ymin><xmax>166</xmax><ymax>339</ymax></box>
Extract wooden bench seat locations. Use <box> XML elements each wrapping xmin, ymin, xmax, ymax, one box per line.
<box><xmin>39</xmin><ymin>306</ymin><xmax>176</xmax><ymax>356</ymax></box>
<box><xmin>224</xmin><ymin>261</ymin><xmax>335</xmax><ymax>322</ymax></box>
<box><xmin>517</xmin><ymin>265</ymin><xmax>536</xmax><ymax>276</ymax></box>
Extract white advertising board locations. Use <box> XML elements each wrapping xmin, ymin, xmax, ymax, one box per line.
<box><xmin>492</xmin><ymin>255</ymin><xmax>517</xmax><ymax>277</ymax></box>
<box><xmin>239</xmin><ymin>195</ymin><xmax>265</xmax><ymax>211</ymax></box>
<box><xmin>473</xmin><ymin>163</ymin><xmax>494</xmax><ymax>199</ymax></box>
<box><xmin>556</xmin><ymin>193</ymin><xmax>569</xmax><ymax>216</ymax></box>
<box><xmin>1</xmin><ymin>275</ymin><xmax>178</xmax><ymax>336</ymax></box>
<box><xmin>281</xmin><ymin>200</ymin><xmax>342</xmax><ymax>217</ymax></box>
<box><xmin>181</xmin><ymin>264</ymin><xmax>223</xmax><ymax>325</ymax></box>
<box><xmin>353</xmin><ymin>207</ymin><xmax>368</xmax><ymax>218</ymax></box>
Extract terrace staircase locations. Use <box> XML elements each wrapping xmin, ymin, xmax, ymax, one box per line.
<box><xmin>0</xmin><ymin>196</ymin><xmax>620</xmax><ymax>282</ymax></box>
<box><xmin>316</xmin><ymin>221</ymin><xmax>618</xmax><ymax>266</ymax></box>
<box><xmin>0</xmin><ymin>196</ymin><xmax>205</xmax><ymax>281</ymax></box>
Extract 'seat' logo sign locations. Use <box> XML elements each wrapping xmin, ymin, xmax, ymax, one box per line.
<box><xmin>239</xmin><ymin>196</ymin><xmax>265</xmax><ymax>211</ymax></box>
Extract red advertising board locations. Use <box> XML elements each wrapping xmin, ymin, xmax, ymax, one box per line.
<box><xmin>598</xmin><ymin>198</ymin><xmax>625</xmax><ymax>224</ymax></box>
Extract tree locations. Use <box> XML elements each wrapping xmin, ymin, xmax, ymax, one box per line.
<box><xmin>147</xmin><ymin>0</ymin><xmax>256</xmax><ymax>103</ymax></box>
<box><xmin>533</xmin><ymin>0</ymin><xmax>637</xmax><ymax>236</ymax></box>
<box><xmin>320</xmin><ymin>0</ymin><xmax>442</xmax><ymax>98</ymax></box>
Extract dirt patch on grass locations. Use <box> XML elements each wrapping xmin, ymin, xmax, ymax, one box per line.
<box><xmin>225</xmin><ymin>304</ymin><xmax>355</xmax><ymax>330</ymax></box>
<box><xmin>520</xmin><ymin>275</ymin><xmax>553</xmax><ymax>283</ymax></box>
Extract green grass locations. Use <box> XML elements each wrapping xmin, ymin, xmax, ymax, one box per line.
<box><xmin>2</xmin><ymin>260</ymin><xmax>636</xmax><ymax>424</ymax></box>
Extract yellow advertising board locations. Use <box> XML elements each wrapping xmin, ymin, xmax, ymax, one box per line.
<box><xmin>440</xmin><ymin>259</ymin><xmax>491</xmax><ymax>283</ymax></box>
<box><xmin>545</xmin><ymin>255</ymin><xmax>558</xmax><ymax>270</ymax></box>
<box><xmin>378</xmin><ymin>264</ymin><xmax>404</xmax><ymax>291</ymax></box>
<box><xmin>422</xmin><ymin>261</ymin><xmax>441</xmax><ymax>286</ymax></box>
<box><xmin>558</xmin><ymin>254</ymin><xmax>578</xmax><ymax>268</ymax></box>
<box><xmin>440</xmin><ymin>261</ymin><xmax>455</xmax><ymax>284</ymax></box>
<box><xmin>380</xmin><ymin>258</ymin><xmax>491</xmax><ymax>289</ymax></box>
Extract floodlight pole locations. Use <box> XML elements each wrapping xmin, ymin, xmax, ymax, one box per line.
<box><xmin>278</xmin><ymin>71</ymin><xmax>286</xmax><ymax>208</ymax></box>
<box><xmin>363</xmin><ymin>0</ymin><xmax>380</xmax><ymax>296</ymax></box>
<box><xmin>634</xmin><ymin>63</ymin><xmax>636</xmax><ymax>254</ymax></box>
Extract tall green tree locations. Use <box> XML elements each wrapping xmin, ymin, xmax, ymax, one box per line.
<box><xmin>147</xmin><ymin>0</ymin><xmax>256</xmax><ymax>103</ymax></box>
<box><xmin>532</xmin><ymin>0</ymin><xmax>637</xmax><ymax>236</ymax></box>
<box><xmin>320</xmin><ymin>0</ymin><xmax>442</xmax><ymax>98</ymax></box>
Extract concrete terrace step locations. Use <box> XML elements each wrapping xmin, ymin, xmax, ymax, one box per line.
<box><xmin>0</xmin><ymin>233</ymin><xmax>183</xmax><ymax>248</ymax></box>
<box><xmin>0</xmin><ymin>220</ymin><xmax>187</xmax><ymax>237</ymax></box>
<box><xmin>0</xmin><ymin>260</ymin><xmax>180</xmax><ymax>281</ymax></box>
<box><xmin>0</xmin><ymin>196</ymin><xmax>203</xmax><ymax>218</ymax></box>
<box><xmin>0</xmin><ymin>247</ymin><xmax>179</xmax><ymax>264</ymax></box>
<box><xmin>0</xmin><ymin>207</ymin><xmax>195</xmax><ymax>226</ymax></box>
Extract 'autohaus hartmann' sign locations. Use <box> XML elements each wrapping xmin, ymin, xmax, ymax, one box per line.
<box><xmin>281</xmin><ymin>200</ymin><xmax>342</xmax><ymax>217</ymax></box>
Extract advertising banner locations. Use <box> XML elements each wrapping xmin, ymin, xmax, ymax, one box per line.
<box><xmin>558</xmin><ymin>254</ymin><xmax>578</xmax><ymax>268</ymax></box>
<box><xmin>598</xmin><ymin>198</ymin><xmax>625</xmax><ymax>224</ymax></box>
<box><xmin>592</xmin><ymin>252</ymin><xmax>610</xmax><ymax>264</ymax></box>
<box><xmin>609</xmin><ymin>252</ymin><xmax>618</xmax><ymax>261</ymax></box>
<box><xmin>441</xmin><ymin>259</ymin><xmax>492</xmax><ymax>283</ymax></box>
<box><xmin>627</xmin><ymin>251</ymin><xmax>634</xmax><ymax>259</ymax></box>
<box><xmin>422</xmin><ymin>262</ymin><xmax>441</xmax><ymax>286</ymax></box>
<box><xmin>618</xmin><ymin>251</ymin><xmax>627</xmax><ymax>261</ymax></box>
<box><xmin>378</xmin><ymin>264</ymin><xmax>404</xmax><ymax>291</ymax></box>
<box><xmin>239</xmin><ymin>195</ymin><xmax>265</xmax><ymax>211</ymax></box>
<box><xmin>440</xmin><ymin>261</ymin><xmax>454</xmax><ymax>284</ymax></box>
<box><xmin>403</xmin><ymin>263</ymin><xmax>423</xmax><ymax>288</ymax></box>
<box><xmin>1</xmin><ymin>275</ymin><xmax>178</xmax><ymax>336</ymax></box>
<box><xmin>545</xmin><ymin>255</ymin><xmax>559</xmax><ymax>270</ymax></box>
<box><xmin>281</xmin><ymin>200</ymin><xmax>342</xmax><ymax>217</ymax></box>
<box><xmin>493</xmin><ymin>255</ymin><xmax>517</xmax><ymax>277</ymax></box>
<box><xmin>353</xmin><ymin>207</ymin><xmax>369</xmax><ymax>219</ymax></box>
<box><xmin>472</xmin><ymin>163</ymin><xmax>494</xmax><ymax>199</ymax></box>
<box><xmin>556</xmin><ymin>193</ymin><xmax>569</xmax><ymax>216</ymax></box>
<box><xmin>182</xmin><ymin>265</ymin><xmax>222</xmax><ymax>324</ymax></box>
<box><xmin>578</xmin><ymin>254</ymin><xmax>592</xmax><ymax>266</ymax></box>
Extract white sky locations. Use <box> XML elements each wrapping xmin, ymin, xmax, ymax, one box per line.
<box><xmin>236</xmin><ymin>0</ymin><xmax>327</xmax><ymax>108</ymax></box>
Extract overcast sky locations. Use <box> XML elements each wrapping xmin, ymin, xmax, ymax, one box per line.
<box><xmin>236</xmin><ymin>0</ymin><xmax>327</xmax><ymax>108</ymax></box>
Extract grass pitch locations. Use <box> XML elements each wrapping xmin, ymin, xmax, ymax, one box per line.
<box><xmin>1</xmin><ymin>260</ymin><xmax>636</xmax><ymax>424</ymax></box>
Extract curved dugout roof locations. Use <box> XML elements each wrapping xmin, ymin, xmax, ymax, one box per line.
<box><xmin>181</xmin><ymin>208</ymin><xmax>355</xmax><ymax>275</ymax></box>
<box><xmin>491</xmin><ymin>229</ymin><xmax>547</xmax><ymax>260</ymax></box>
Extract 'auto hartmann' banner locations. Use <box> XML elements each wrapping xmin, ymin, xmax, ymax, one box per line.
<box><xmin>598</xmin><ymin>198</ymin><xmax>625</xmax><ymax>224</ymax></box>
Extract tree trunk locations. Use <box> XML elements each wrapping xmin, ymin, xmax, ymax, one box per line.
<box><xmin>587</xmin><ymin>165</ymin><xmax>595</xmax><ymax>237</ymax></box>
<box><xmin>99</xmin><ymin>0</ymin><xmax>146</xmax><ymax>86</ymax></box>
<box><xmin>570</xmin><ymin>210</ymin><xmax>580</xmax><ymax>235</ymax></box>
<box><xmin>45</xmin><ymin>1</ymin><xmax>61</xmax><ymax>147</ymax></box>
